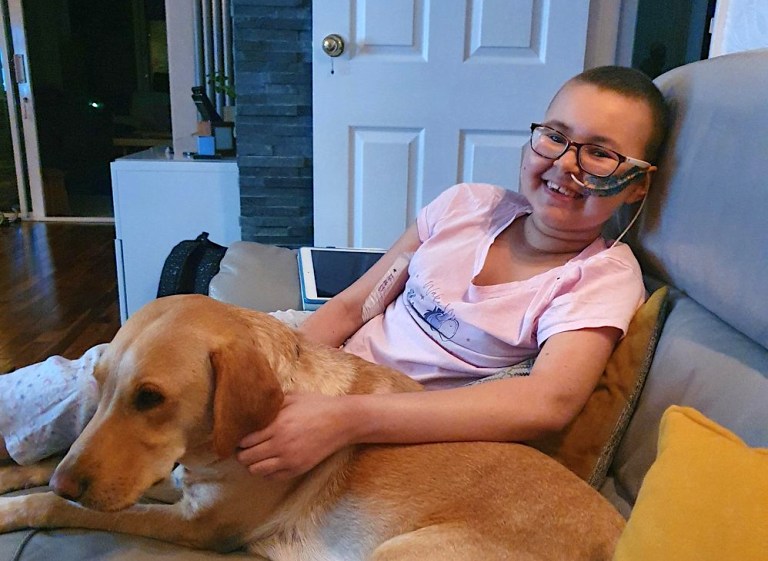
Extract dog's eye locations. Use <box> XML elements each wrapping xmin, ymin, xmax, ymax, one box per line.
<box><xmin>134</xmin><ymin>384</ymin><xmax>165</xmax><ymax>411</ymax></box>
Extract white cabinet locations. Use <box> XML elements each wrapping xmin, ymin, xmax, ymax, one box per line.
<box><xmin>111</xmin><ymin>147</ymin><xmax>240</xmax><ymax>323</ymax></box>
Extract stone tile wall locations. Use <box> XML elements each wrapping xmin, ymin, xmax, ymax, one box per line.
<box><xmin>232</xmin><ymin>0</ymin><xmax>313</xmax><ymax>247</ymax></box>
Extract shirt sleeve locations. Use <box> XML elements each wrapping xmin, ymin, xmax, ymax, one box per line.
<box><xmin>416</xmin><ymin>184</ymin><xmax>464</xmax><ymax>242</ymax></box>
<box><xmin>537</xmin><ymin>249</ymin><xmax>646</xmax><ymax>343</ymax></box>
<box><xmin>416</xmin><ymin>183</ymin><xmax>506</xmax><ymax>242</ymax></box>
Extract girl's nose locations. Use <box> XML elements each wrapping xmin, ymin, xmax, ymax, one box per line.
<box><xmin>553</xmin><ymin>145</ymin><xmax>581</xmax><ymax>174</ymax></box>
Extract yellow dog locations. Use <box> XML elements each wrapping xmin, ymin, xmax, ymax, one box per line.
<box><xmin>0</xmin><ymin>295</ymin><xmax>624</xmax><ymax>560</ymax></box>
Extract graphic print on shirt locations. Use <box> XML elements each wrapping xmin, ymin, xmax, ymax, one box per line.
<box><xmin>406</xmin><ymin>281</ymin><xmax>459</xmax><ymax>341</ymax></box>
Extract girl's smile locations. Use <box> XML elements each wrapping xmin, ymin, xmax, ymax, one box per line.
<box><xmin>545</xmin><ymin>179</ymin><xmax>585</xmax><ymax>201</ymax></box>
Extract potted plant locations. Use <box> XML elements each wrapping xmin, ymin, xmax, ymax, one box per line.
<box><xmin>207</xmin><ymin>72</ymin><xmax>236</xmax><ymax>123</ymax></box>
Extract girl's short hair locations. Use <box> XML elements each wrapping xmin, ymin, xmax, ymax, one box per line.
<box><xmin>557</xmin><ymin>66</ymin><xmax>668</xmax><ymax>162</ymax></box>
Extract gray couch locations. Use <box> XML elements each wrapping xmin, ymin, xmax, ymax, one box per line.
<box><xmin>1</xmin><ymin>48</ymin><xmax>766</xmax><ymax>559</ymax></box>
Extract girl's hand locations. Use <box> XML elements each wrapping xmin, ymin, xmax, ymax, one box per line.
<box><xmin>236</xmin><ymin>393</ymin><xmax>354</xmax><ymax>480</ymax></box>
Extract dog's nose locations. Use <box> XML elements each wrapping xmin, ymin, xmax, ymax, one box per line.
<box><xmin>50</xmin><ymin>469</ymin><xmax>89</xmax><ymax>502</ymax></box>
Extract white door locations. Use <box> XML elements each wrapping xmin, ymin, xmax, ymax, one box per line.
<box><xmin>313</xmin><ymin>0</ymin><xmax>590</xmax><ymax>248</ymax></box>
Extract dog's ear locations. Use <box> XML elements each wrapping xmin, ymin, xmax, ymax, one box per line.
<box><xmin>210</xmin><ymin>340</ymin><xmax>285</xmax><ymax>459</ymax></box>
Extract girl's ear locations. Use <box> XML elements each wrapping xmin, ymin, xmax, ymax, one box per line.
<box><xmin>626</xmin><ymin>165</ymin><xmax>656</xmax><ymax>204</ymax></box>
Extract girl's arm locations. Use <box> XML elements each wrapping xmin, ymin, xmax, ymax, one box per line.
<box><xmin>345</xmin><ymin>326</ymin><xmax>620</xmax><ymax>443</ymax></box>
<box><xmin>296</xmin><ymin>223</ymin><xmax>422</xmax><ymax>348</ymax></box>
<box><xmin>237</xmin><ymin>325</ymin><xmax>621</xmax><ymax>479</ymax></box>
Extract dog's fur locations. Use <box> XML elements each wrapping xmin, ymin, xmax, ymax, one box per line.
<box><xmin>0</xmin><ymin>295</ymin><xmax>624</xmax><ymax>560</ymax></box>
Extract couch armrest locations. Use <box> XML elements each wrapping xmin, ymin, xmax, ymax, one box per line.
<box><xmin>208</xmin><ymin>241</ymin><xmax>302</xmax><ymax>312</ymax></box>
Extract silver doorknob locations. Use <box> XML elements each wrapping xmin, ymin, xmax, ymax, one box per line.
<box><xmin>322</xmin><ymin>34</ymin><xmax>345</xmax><ymax>57</ymax></box>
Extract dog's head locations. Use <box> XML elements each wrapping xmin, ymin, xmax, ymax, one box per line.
<box><xmin>51</xmin><ymin>295</ymin><xmax>293</xmax><ymax>511</ymax></box>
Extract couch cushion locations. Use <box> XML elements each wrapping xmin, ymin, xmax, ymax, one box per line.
<box><xmin>613</xmin><ymin>406</ymin><xmax>768</xmax><ymax>561</ymax></box>
<box><xmin>624</xmin><ymin>48</ymin><xmax>768</xmax><ymax>348</ymax></box>
<box><xmin>208</xmin><ymin>241</ymin><xmax>302</xmax><ymax>312</ymax></box>
<box><xmin>0</xmin><ymin>528</ymin><xmax>250</xmax><ymax>561</ymax></box>
<box><xmin>608</xmin><ymin>293</ymin><xmax>768</xmax><ymax>507</ymax></box>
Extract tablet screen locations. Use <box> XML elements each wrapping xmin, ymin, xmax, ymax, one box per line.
<box><xmin>311</xmin><ymin>249</ymin><xmax>384</xmax><ymax>298</ymax></box>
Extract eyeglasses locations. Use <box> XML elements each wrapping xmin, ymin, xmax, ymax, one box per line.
<box><xmin>529</xmin><ymin>123</ymin><xmax>652</xmax><ymax>178</ymax></box>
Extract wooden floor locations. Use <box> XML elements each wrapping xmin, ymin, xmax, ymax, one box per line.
<box><xmin>0</xmin><ymin>221</ymin><xmax>120</xmax><ymax>372</ymax></box>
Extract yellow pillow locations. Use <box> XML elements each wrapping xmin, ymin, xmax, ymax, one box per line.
<box><xmin>531</xmin><ymin>286</ymin><xmax>669</xmax><ymax>487</ymax></box>
<box><xmin>614</xmin><ymin>405</ymin><xmax>768</xmax><ymax>560</ymax></box>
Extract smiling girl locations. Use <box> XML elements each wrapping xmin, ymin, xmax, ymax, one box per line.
<box><xmin>236</xmin><ymin>66</ymin><xmax>668</xmax><ymax>480</ymax></box>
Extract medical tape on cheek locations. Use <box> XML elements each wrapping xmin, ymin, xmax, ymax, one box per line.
<box><xmin>571</xmin><ymin>166</ymin><xmax>646</xmax><ymax>197</ymax></box>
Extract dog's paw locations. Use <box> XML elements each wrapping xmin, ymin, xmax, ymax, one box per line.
<box><xmin>0</xmin><ymin>495</ymin><xmax>26</xmax><ymax>532</ymax></box>
<box><xmin>143</xmin><ymin>472</ymin><xmax>183</xmax><ymax>505</ymax></box>
<box><xmin>0</xmin><ymin>457</ymin><xmax>59</xmax><ymax>494</ymax></box>
<box><xmin>0</xmin><ymin>494</ymin><xmax>44</xmax><ymax>532</ymax></box>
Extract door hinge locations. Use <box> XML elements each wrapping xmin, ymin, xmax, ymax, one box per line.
<box><xmin>12</xmin><ymin>54</ymin><xmax>27</xmax><ymax>83</ymax></box>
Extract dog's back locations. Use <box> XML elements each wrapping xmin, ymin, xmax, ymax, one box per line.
<box><xmin>342</xmin><ymin>441</ymin><xmax>623</xmax><ymax>559</ymax></box>
<box><xmin>235</xmin><ymin>309</ymin><xmax>624</xmax><ymax>560</ymax></box>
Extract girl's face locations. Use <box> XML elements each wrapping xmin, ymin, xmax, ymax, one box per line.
<box><xmin>519</xmin><ymin>82</ymin><xmax>656</xmax><ymax>245</ymax></box>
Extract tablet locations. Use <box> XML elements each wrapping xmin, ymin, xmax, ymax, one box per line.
<box><xmin>298</xmin><ymin>247</ymin><xmax>386</xmax><ymax>310</ymax></box>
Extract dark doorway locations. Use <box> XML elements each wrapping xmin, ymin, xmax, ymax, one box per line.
<box><xmin>631</xmin><ymin>0</ymin><xmax>716</xmax><ymax>79</ymax></box>
<box><xmin>23</xmin><ymin>0</ymin><xmax>169</xmax><ymax>218</ymax></box>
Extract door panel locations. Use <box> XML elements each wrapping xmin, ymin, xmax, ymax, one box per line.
<box><xmin>358</xmin><ymin>0</ymin><xmax>424</xmax><ymax>56</ymax></box>
<box><xmin>459</xmin><ymin>130</ymin><xmax>525</xmax><ymax>188</ymax></box>
<box><xmin>313</xmin><ymin>0</ymin><xmax>590</xmax><ymax>247</ymax></box>
<box><xmin>352</xmin><ymin>126</ymin><xmax>422</xmax><ymax>248</ymax></box>
<box><xmin>468</xmin><ymin>0</ymin><xmax>535</xmax><ymax>55</ymax></box>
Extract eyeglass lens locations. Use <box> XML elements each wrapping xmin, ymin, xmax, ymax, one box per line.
<box><xmin>531</xmin><ymin>126</ymin><xmax>620</xmax><ymax>177</ymax></box>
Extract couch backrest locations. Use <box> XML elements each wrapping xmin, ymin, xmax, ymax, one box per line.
<box><xmin>602</xmin><ymin>49</ymin><xmax>768</xmax><ymax>515</ymax></box>
<box><xmin>627</xmin><ymin>48</ymin><xmax>768</xmax><ymax>348</ymax></box>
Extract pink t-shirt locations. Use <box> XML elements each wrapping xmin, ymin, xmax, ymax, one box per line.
<box><xmin>343</xmin><ymin>183</ymin><xmax>645</xmax><ymax>389</ymax></box>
